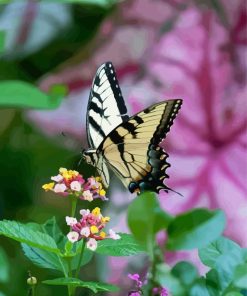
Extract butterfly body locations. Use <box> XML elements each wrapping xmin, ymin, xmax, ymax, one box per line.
<box><xmin>83</xmin><ymin>62</ymin><xmax>182</xmax><ymax>194</ymax></box>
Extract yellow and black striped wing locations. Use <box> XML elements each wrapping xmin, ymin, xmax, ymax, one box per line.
<box><xmin>98</xmin><ymin>99</ymin><xmax>182</xmax><ymax>193</ymax></box>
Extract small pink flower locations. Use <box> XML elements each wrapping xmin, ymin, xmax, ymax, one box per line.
<box><xmin>67</xmin><ymin>231</ymin><xmax>79</xmax><ymax>243</ymax></box>
<box><xmin>153</xmin><ymin>287</ymin><xmax>169</xmax><ymax>296</ymax></box>
<box><xmin>70</xmin><ymin>181</ymin><xmax>81</xmax><ymax>192</ymax></box>
<box><xmin>80</xmin><ymin>227</ymin><xmax>90</xmax><ymax>237</ymax></box>
<box><xmin>75</xmin><ymin>175</ymin><xmax>85</xmax><ymax>184</ymax></box>
<box><xmin>82</xmin><ymin>190</ymin><xmax>93</xmax><ymax>202</ymax></box>
<box><xmin>109</xmin><ymin>229</ymin><xmax>121</xmax><ymax>240</ymax></box>
<box><xmin>51</xmin><ymin>174</ymin><xmax>63</xmax><ymax>182</ymax></box>
<box><xmin>129</xmin><ymin>292</ymin><xmax>141</xmax><ymax>296</ymax></box>
<box><xmin>65</xmin><ymin>216</ymin><xmax>77</xmax><ymax>226</ymax></box>
<box><xmin>86</xmin><ymin>238</ymin><xmax>98</xmax><ymax>251</ymax></box>
<box><xmin>86</xmin><ymin>177</ymin><xmax>97</xmax><ymax>188</ymax></box>
<box><xmin>128</xmin><ymin>273</ymin><xmax>143</xmax><ymax>289</ymax></box>
<box><xmin>80</xmin><ymin>209</ymin><xmax>90</xmax><ymax>216</ymax></box>
<box><xmin>128</xmin><ymin>274</ymin><xmax>140</xmax><ymax>281</ymax></box>
<box><xmin>53</xmin><ymin>183</ymin><xmax>67</xmax><ymax>193</ymax></box>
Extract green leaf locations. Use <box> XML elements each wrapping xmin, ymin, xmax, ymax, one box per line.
<box><xmin>43</xmin><ymin>277</ymin><xmax>119</xmax><ymax>292</ymax></box>
<box><xmin>96</xmin><ymin>233</ymin><xmax>145</xmax><ymax>256</ymax></box>
<box><xmin>198</xmin><ymin>236</ymin><xmax>242</xmax><ymax>268</ymax></box>
<box><xmin>0</xmin><ymin>220</ymin><xmax>60</xmax><ymax>254</ymax></box>
<box><xmin>205</xmin><ymin>269</ymin><xmax>220</xmax><ymax>295</ymax></box>
<box><xmin>199</xmin><ymin>237</ymin><xmax>245</xmax><ymax>291</ymax></box>
<box><xmin>41</xmin><ymin>217</ymin><xmax>66</xmax><ymax>249</ymax></box>
<box><xmin>233</xmin><ymin>264</ymin><xmax>247</xmax><ymax>289</ymax></box>
<box><xmin>155</xmin><ymin>263</ymin><xmax>185</xmax><ymax>296</ymax></box>
<box><xmin>0</xmin><ymin>81</ymin><xmax>66</xmax><ymax>109</ymax></box>
<box><xmin>21</xmin><ymin>244</ymin><xmax>66</xmax><ymax>273</ymax></box>
<box><xmin>128</xmin><ymin>191</ymin><xmax>173</xmax><ymax>253</ymax></box>
<box><xmin>0</xmin><ymin>247</ymin><xmax>9</xmax><ymax>283</ymax></box>
<box><xmin>189</xmin><ymin>278</ymin><xmax>211</xmax><ymax>296</ymax></box>
<box><xmin>172</xmin><ymin>261</ymin><xmax>198</xmax><ymax>286</ymax></box>
<box><xmin>166</xmin><ymin>209</ymin><xmax>225</xmax><ymax>250</ymax></box>
<box><xmin>225</xmin><ymin>293</ymin><xmax>244</xmax><ymax>296</ymax></box>
<box><xmin>70</xmin><ymin>240</ymin><xmax>93</xmax><ymax>269</ymax></box>
<box><xmin>0</xmin><ymin>31</ymin><xmax>5</xmax><ymax>53</ymax></box>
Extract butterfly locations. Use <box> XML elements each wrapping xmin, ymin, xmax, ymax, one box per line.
<box><xmin>82</xmin><ymin>62</ymin><xmax>182</xmax><ymax>194</ymax></box>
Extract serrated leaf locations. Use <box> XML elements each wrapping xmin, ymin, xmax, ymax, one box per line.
<box><xmin>96</xmin><ymin>233</ymin><xmax>145</xmax><ymax>256</ymax></box>
<box><xmin>128</xmin><ymin>191</ymin><xmax>173</xmax><ymax>254</ymax></box>
<box><xmin>22</xmin><ymin>244</ymin><xmax>66</xmax><ymax>273</ymax></box>
<box><xmin>43</xmin><ymin>277</ymin><xmax>119</xmax><ymax>292</ymax></box>
<box><xmin>166</xmin><ymin>209</ymin><xmax>225</xmax><ymax>250</ymax></box>
<box><xmin>0</xmin><ymin>220</ymin><xmax>59</xmax><ymax>253</ymax></box>
<box><xmin>0</xmin><ymin>81</ymin><xmax>66</xmax><ymax>109</ymax></box>
<box><xmin>41</xmin><ymin>217</ymin><xmax>66</xmax><ymax>249</ymax></box>
<box><xmin>70</xmin><ymin>241</ymin><xmax>93</xmax><ymax>269</ymax></box>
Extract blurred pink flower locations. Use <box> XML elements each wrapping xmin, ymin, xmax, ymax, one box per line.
<box><xmin>26</xmin><ymin>0</ymin><xmax>185</xmax><ymax>139</ymax></box>
<box><xmin>134</xmin><ymin>7</ymin><xmax>247</xmax><ymax>246</ymax></box>
<box><xmin>108</xmin><ymin>3</ymin><xmax>246</xmax><ymax>291</ymax></box>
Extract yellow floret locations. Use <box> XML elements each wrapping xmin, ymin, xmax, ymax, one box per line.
<box><xmin>59</xmin><ymin>168</ymin><xmax>67</xmax><ymax>174</ymax></box>
<box><xmin>95</xmin><ymin>176</ymin><xmax>102</xmax><ymax>182</ymax></box>
<box><xmin>99</xmin><ymin>189</ymin><xmax>106</xmax><ymax>196</ymax></box>
<box><xmin>90</xmin><ymin>225</ymin><xmax>99</xmax><ymax>234</ymax></box>
<box><xmin>100</xmin><ymin>231</ymin><xmax>106</xmax><ymax>238</ymax></box>
<box><xmin>42</xmin><ymin>182</ymin><xmax>54</xmax><ymax>191</ymax></box>
<box><xmin>101</xmin><ymin>216</ymin><xmax>110</xmax><ymax>223</ymax></box>
<box><xmin>92</xmin><ymin>207</ymin><xmax>101</xmax><ymax>216</ymax></box>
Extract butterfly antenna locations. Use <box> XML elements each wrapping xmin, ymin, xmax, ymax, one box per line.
<box><xmin>166</xmin><ymin>186</ymin><xmax>183</xmax><ymax>197</ymax></box>
<box><xmin>77</xmin><ymin>148</ymin><xmax>85</xmax><ymax>168</ymax></box>
<box><xmin>77</xmin><ymin>156</ymin><xmax>83</xmax><ymax>168</ymax></box>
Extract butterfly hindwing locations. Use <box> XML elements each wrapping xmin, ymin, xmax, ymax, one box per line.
<box><xmin>86</xmin><ymin>62</ymin><xmax>129</xmax><ymax>149</ymax></box>
<box><xmin>98</xmin><ymin>100</ymin><xmax>182</xmax><ymax>193</ymax></box>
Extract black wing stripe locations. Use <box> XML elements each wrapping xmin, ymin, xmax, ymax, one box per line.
<box><xmin>86</xmin><ymin>62</ymin><xmax>129</xmax><ymax>149</ymax></box>
<box><xmin>88</xmin><ymin>116</ymin><xmax>106</xmax><ymax>138</ymax></box>
<box><xmin>152</xmin><ymin>100</ymin><xmax>182</xmax><ymax>145</ymax></box>
<box><xmin>104</xmin><ymin>62</ymin><xmax>128</xmax><ymax>115</ymax></box>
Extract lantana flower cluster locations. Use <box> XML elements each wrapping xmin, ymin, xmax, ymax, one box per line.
<box><xmin>66</xmin><ymin>207</ymin><xmax>120</xmax><ymax>251</ymax></box>
<box><xmin>128</xmin><ymin>274</ymin><xmax>168</xmax><ymax>296</ymax></box>
<box><xmin>42</xmin><ymin>168</ymin><xmax>107</xmax><ymax>201</ymax></box>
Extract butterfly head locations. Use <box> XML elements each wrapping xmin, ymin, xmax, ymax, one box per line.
<box><xmin>81</xmin><ymin>148</ymin><xmax>98</xmax><ymax>166</ymax></box>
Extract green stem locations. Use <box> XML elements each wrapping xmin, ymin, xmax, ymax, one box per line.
<box><xmin>70</xmin><ymin>195</ymin><xmax>78</xmax><ymax>218</ymax></box>
<box><xmin>67</xmin><ymin>258</ymin><xmax>73</xmax><ymax>296</ymax></box>
<box><xmin>148</xmin><ymin>243</ymin><xmax>162</xmax><ymax>296</ymax></box>
<box><xmin>31</xmin><ymin>286</ymin><xmax>35</xmax><ymax>296</ymax></box>
<box><xmin>75</xmin><ymin>238</ymin><xmax>86</xmax><ymax>279</ymax></box>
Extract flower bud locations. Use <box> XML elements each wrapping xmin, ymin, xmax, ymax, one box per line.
<box><xmin>27</xmin><ymin>276</ymin><xmax>37</xmax><ymax>285</ymax></box>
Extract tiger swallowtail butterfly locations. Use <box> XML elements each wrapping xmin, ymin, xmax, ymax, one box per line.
<box><xmin>82</xmin><ymin>62</ymin><xmax>182</xmax><ymax>194</ymax></box>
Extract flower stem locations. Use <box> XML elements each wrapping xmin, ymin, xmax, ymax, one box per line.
<box><xmin>75</xmin><ymin>238</ymin><xmax>86</xmax><ymax>279</ymax></box>
<box><xmin>67</xmin><ymin>258</ymin><xmax>73</xmax><ymax>296</ymax></box>
<box><xmin>148</xmin><ymin>243</ymin><xmax>163</xmax><ymax>295</ymax></box>
<box><xmin>70</xmin><ymin>195</ymin><xmax>78</xmax><ymax>218</ymax></box>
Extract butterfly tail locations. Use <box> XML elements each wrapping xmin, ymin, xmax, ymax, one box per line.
<box><xmin>128</xmin><ymin>144</ymin><xmax>172</xmax><ymax>194</ymax></box>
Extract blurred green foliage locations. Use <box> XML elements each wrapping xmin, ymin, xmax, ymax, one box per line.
<box><xmin>0</xmin><ymin>1</ymin><xmax>114</xmax><ymax>295</ymax></box>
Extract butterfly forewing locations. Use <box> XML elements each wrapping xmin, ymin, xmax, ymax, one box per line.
<box><xmin>98</xmin><ymin>100</ymin><xmax>182</xmax><ymax>193</ymax></box>
<box><xmin>86</xmin><ymin>62</ymin><xmax>129</xmax><ymax>149</ymax></box>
